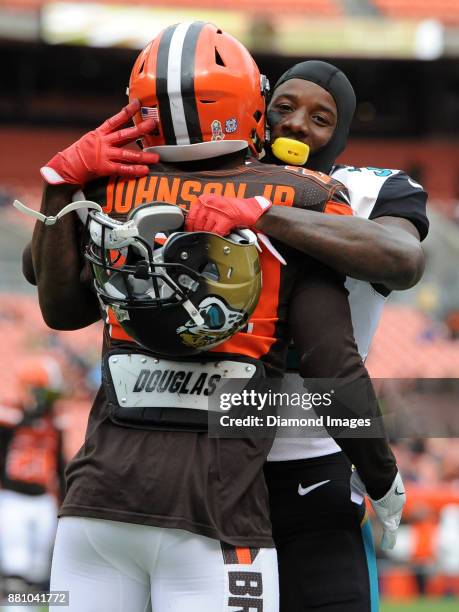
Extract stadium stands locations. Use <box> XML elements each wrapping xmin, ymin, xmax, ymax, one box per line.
<box><xmin>373</xmin><ymin>0</ymin><xmax>459</xmax><ymax>25</ymax></box>
<box><xmin>3</xmin><ymin>0</ymin><xmax>343</xmax><ymax>17</ymax></box>
<box><xmin>7</xmin><ymin>0</ymin><xmax>459</xmax><ymax>23</ymax></box>
<box><xmin>160</xmin><ymin>0</ymin><xmax>342</xmax><ymax>16</ymax></box>
<box><xmin>366</xmin><ymin>305</ymin><xmax>459</xmax><ymax>378</ymax></box>
<box><xmin>0</xmin><ymin>293</ymin><xmax>101</xmax><ymax>406</ymax></box>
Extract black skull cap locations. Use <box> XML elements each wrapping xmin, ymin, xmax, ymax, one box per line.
<box><xmin>273</xmin><ymin>60</ymin><xmax>356</xmax><ymax>173</ymax></box>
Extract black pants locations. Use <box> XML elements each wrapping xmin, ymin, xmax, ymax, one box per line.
<box><xmin>265</xmin><ymin>452</ymin><xmax>378</xmax><ymax>612</ymax></box>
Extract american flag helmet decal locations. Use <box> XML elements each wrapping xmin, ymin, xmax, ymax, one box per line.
<box><xmin>140</xmin><ymin>106</ymin><xmax>159</xmax><ymax>121</ymax></box>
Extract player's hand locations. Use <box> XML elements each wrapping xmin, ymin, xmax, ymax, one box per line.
<box><xmin>185</xmin><ymin>195</ymin><xmax>272</xmax><ymax>236</ymax></box>
<box><xmin>351</xmin><ymin>470</ymin><xmax>406</xmax><ymax>550</ymax></box>
<box><xmin>40</xmin><ymin>99</ymin><xmax>160</xmax><ymax>186</ymax></box>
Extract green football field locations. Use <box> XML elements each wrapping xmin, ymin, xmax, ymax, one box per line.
<box><xmin>381</xmin><ymin>598</ymin><xmax>458</xmax><ymax>611</ymax></box>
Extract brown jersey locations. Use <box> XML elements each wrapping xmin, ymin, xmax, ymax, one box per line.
<box><xmin>60</xmin><ymin>159</ymin><xmax>351</xmax><ymax>546</ymax></box>
<box><xmin>87</xmin><ymin>159</ymin><xmax>350</xmax><ymax>375</ymax></box>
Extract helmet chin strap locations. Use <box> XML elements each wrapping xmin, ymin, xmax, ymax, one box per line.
<box><xmin>14</xmin><ymin>198</ymin><xmax>142</xmax><ymax>251</ymax></box>
<box><xmin>14</xmin><ymin>198</ymin><xmax>205</xmax><ymax>327</ymax></box>
<box><xmin>256</xmin><ymin>233</ymin><xmax>287</xmax><ymax>265</ymax></box>
<box><xmin>13</xmin><ymin>199</ymin><xmax>103</xmax><ymax>225</ymax></box>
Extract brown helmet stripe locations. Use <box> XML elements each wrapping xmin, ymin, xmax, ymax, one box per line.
<box><xmin>180</xmin><ymin>21</ymin><xmax>205</xmax><ymax>144</ymax></box>
<box><xmin>156</xmin><ymin>21</ymin><xmax>205</xmax><ymax>146</ymax></box>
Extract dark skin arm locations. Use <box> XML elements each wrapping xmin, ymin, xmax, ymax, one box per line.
<box><xmin>22</xmin><ymin>242</ymin><xmax>35</xmax><ymax>285</ymax></box>
<box><xmin>288</xmin><ymin>263</ymin><xmax>397</xmax><ymax>498</ymax></box>
<box><xmin>27</xmin><ymin>183</ymin><xmax>100</xmax><ymax>330</ymax></box>
<box><xmin>255</xmin><ymin>207</ymin><xmax>425</xmax><ymax>290</ymax></box>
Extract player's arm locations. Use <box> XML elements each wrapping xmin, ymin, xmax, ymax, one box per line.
<box><xmin>256</xmin><ymin>170</ymin><xmax>428</xmax><ymax>290</ymax></box>
<box><xmin>289</xmin><ymin>260</ymin><xmax>406</xmax><ymax>549</ymax></box>
<box><xmin>22</xmin><ymin>242</ymin><xmax>36</xmax><ymax>285</ymax></box>
<box><xmin>30</xmin><ymin>183</ymin><xmax>100</xmax><ymax>330</ymax></box>
<box><xmin>23</xmin><ymin>99</ymin><xmax>159</xmax><ymax>329</ymax></box>
<box><xmin>288</xmin><ymin>263</ymin><xmax>397</xmax><ymax>497</ymax></box>
<box><xmin>185</xmin><ymin>173</ymin><xmax>426</xmax><ymax>291</ymax></box>
<box><xmin>255</xmin><ymin>207</ymin><xmax>424</xmax><ymax>290</ymax></box>
<box><xmin>288</xmin><ymin>265</ymin><xmax>405</xmax><ymax>548</ymax></box>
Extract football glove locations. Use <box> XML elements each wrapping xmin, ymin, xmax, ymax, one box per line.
<box><xmin>351</xmin><ymin>470</ymin><xmax>406</xmax><ymax>551</ymax></box>
<box><xmin>185</xmin><ymin>195</ymin><xmax>272</xmax><ymax>236</ymax></box>
<box><xmin>40</xmin><ymin>99</ymin><xmax>159</xmax><ymax>186</ymax></box>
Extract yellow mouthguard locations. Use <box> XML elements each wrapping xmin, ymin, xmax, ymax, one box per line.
<box><xmin>271</xmin><ymin>138</ymin><xmax>309</xmax><ymax>166</ymax></box>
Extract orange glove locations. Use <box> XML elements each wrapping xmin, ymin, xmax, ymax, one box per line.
<box><xmin>40</xmin><ymin>99</ymin><xmax>159</xmax><ymax>185</ymax></box>
<box><xmin>185</xmin><ymin>195</ymin><xmax>272</xmax><ymax>236</ymax></box>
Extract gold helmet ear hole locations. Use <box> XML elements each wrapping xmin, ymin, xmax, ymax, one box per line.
<box><xmin>200</xmin><ymin>262</ymin><xmax>220</xmax><ymax>281</ymax></box>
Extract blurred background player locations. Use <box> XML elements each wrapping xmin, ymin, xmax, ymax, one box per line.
<box><xmin>0</xmin><ymin>357</ymin><xmax>65</xmax><ymax>602</ymax></box>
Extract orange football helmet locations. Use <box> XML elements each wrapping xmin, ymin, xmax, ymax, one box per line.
<box><xmin>18</xmin><ymin>357</ymin><xmax>64</xmax><ymax>392</ymax></box>
<box><xmin>128</xmin><ymin>21</ymin><xmax>268</xmax><ymax>161</ymax></box>
<box><xmin>18</xmin><ymin>356</ymin><xmax>64</xmax><ymax>410</ymax></box>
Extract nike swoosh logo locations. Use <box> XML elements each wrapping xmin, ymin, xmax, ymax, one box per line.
<box><xmin>395</xmin><ymin>487</ymin><xmax>405</xmax><ymax>496</ymax></box>
<box><xmin>298</xmin><ymin>480</ymin><xmax>330</xmax><ymax>496</ymax></box>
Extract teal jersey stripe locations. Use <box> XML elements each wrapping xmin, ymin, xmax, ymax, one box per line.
<box><xmin>362</xmin><ymin>518</ymin><xmax>380</xmax><ymax>611</ymax></box>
